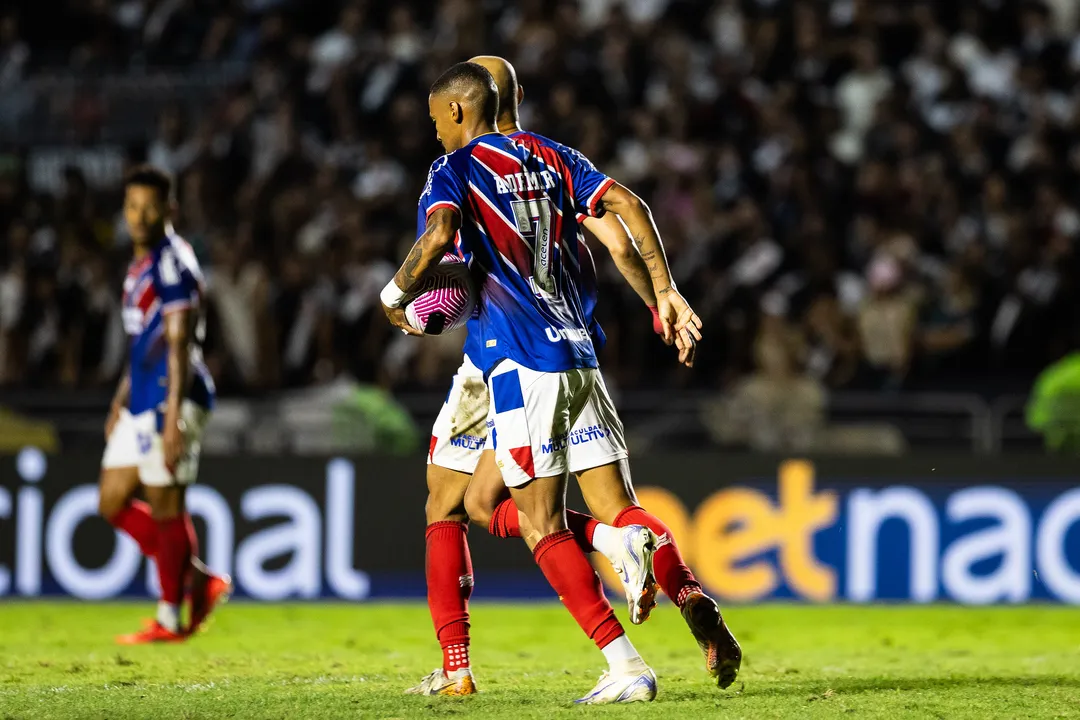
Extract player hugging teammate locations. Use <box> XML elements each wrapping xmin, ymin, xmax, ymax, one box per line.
<box><xmin>380</xmin><ymin>59</ymin><xmax>741</xmax><ymax>704</ymax></box>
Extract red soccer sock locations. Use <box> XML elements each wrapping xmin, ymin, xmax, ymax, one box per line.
<box><xmin>184</xmin><ymin>512</ymin><xmax>200</xmax><ymax>559</ymax></box>
<box><xmin>533</xmin><ymin>530</ymin><xmax>624</xmax><ymax>650</ymax></box>
<box><xmin>109</xmin><ymin>500</ymin><xmax>158</xmax><ymax>557</ymax></box>
<box><xmin>426</xmin><ymin>521</ymin><xmax>473</xmax><ymax>672</ymax></box>
<box><xmin>566</xmin><ymin>509</ymin><xmax>598</xmax><ymax>553</ymax></box>
<box><xmin>488</xmin><ymin>498</ymin><xmax>520</xmax><ymax>539</ymax></box>
<box><xmin>156</xmin><ymin>515</ymin><xmax>193</xmax><ymax>607</ymax></box>
<box><xmin>613</xmin><ymin>505</ymin><xmax>701</xmax><ymax>606</ymax></box>
<box><xmin>489</xmin><ymin>499</ymin><xmax>597</xmax><ymax>553</ymax></box>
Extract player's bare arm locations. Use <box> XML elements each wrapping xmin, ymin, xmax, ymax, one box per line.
<box><xmin>583</xmin><ymin>214</ymin><xmax>656</xmax><ymax>308</ymax></box>
<box><xmin>599</xmin><ymin>183</ymin><xmax>702</xmax><ymax>365</ymax></box>
<box><xmin>382</xmin><ymin>206</ymin><xmax>462</xmax><ymax>336</ymax></box>
<box><xmin>162</xmin><ymin>309</ymin><xmax>191</xmax><ymax>472</ymax></box>
<box><xmin>583</xmin><ymin>213</ymin><xmax>695</xmax><ymax>366</ymax></box>
<box><xmin>106</xmin><ymin>372</ymin><xmax>131</xmax><ymax>440</ymax></box>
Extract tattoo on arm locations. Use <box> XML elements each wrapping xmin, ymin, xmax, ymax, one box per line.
<box><xmin>397</xmin><ymin>240</ymin><xmax>426</xmax><ymax>288</ymax></box>
<box><xmin>393</xmin><ymin>208</ymin><xmax>460</xmax><ymax>294</ymax></box>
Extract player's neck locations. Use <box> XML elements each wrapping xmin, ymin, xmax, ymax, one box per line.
<box><xmin>496</xmin><ymin>117</ymin><xmax>523</xmax><ymax>135</ymax></box>
<box><xmin>132</xmin><ymin>231</ymin><xmax>166</xmax><ymax>259</ymax></box>
<box><xmin>462</xmin><ymin>121</ymin><xmax>499</xmax><ymax>146</ymax></box>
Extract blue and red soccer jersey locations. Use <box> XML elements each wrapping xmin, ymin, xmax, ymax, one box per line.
<box><xmin>419</xmin><ymin>131</ymin><xmax>615</xmax><ymax>374</ymax></box>
<box><xmin>121</xmin><ymin>232</ymin><xmax>214</xmax><ymax>418</ymax></box>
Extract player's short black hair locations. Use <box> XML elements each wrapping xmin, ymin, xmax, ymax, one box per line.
<box><xmin>123</xmin><ymin>164</ymin><xmax>174</xmax><ymax>203</ymax></box>
<box><xmin>430</xmin><ymin>62</ymin><xmax>499</xmax><ymax>126</ymax></box>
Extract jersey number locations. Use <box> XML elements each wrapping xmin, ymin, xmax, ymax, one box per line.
<box><xmin>510</xmin><ymin>199</ymin><xmax>556</xmax><ymax>296</ymax></box>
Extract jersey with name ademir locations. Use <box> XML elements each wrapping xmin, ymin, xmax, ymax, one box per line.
<box><xmin>419</xmin><ymin>132</ymin><xmax>615</xmax><ymax>375</ymax></box>
<box><xmin>122</xmin><ymin>232</ymin><xmax>215</xmax><ymax>423</ymax></box>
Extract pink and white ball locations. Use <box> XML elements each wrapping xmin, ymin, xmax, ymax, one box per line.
<box><xmin>404</xmin><ymin>259</ymin><xmax>477</xmax><ymax>335</ymax></box>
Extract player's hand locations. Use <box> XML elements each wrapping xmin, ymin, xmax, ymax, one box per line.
<box><xmin>105</xmin><ymin>405</ymin><xmax>121</xmax><ymax>441</ymax></box>
<box><xmin>162</xmin><ymin>418</ymin><xmax>184</xmax><ymax>474</ymax></box>
<box><xmin>655</xmin><ymin>289</ymin><xmax>703</xmax><ymax>346</ymax></box>
<box><xmin>674</xmin><ymin>332</ymin><xmax>697</xmax><ymax>368</ymax></box>
<box><xmin>383</xmin><ymin>303</ymin><xmax>424</xmax><ymax>337</ymax></box>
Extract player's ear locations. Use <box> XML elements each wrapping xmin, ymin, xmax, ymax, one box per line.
<box><xmin>450</xmin><ymin>101</ymin><xmax>463</xmax><ymax>124</ymax></box>
<box><xmin>517</xmin><ymin>85</ymin><xmax>524</xmax><ymax>106</ymax></box>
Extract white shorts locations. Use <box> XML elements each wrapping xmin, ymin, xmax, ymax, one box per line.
<box><xmin>101</xmin><ymin>400</ymin><xmax>210</xmax><ymax>487</ymax></box>
<box><xmin>428</xmin><ymin>357</ymin><xmax>627</xmax><ymax>478</ymax></box>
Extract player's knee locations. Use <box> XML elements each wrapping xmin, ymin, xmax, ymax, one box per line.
<box><xmin>425</xmin><ymin>490</ymin><xmax>468</xmax><ymax>525</ymax></box>
<box><xmin>462</xmin><ymin>487</ymin><xmax>494</xmax><ymax>529</ymax></box>
<box><xmin>98</xmin><ymin>479</ymin><xmax>130</xmax><ymax>519</ymax></box>
<box><xmin>98</xmin><ymin>489</ymin><xmax>123</xmax><ymax>520</ymax></box>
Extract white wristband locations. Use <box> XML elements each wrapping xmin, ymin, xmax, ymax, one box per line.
<box><xmin>380</xmin><ymin>279</ymin><xmax>408</xmax><ymax>308</ymax></box>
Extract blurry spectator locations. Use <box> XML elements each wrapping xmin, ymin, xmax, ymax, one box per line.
<box><xmin>147</xmin><ymin>105</ymin><xmax>202</xmax><ymax>179</ymax></box>
<box><xmin>205</xmin><ymin>235</ymin><xmax>268</xmax><ymax>388</ymax></box>
<box><xmin>858</xmin><ymin>253</ymin><xmax>918</xmax><ymax>389</ymax></box>
<box><xmin>704</xmin><ymin>312</ymin><xmax>825</xmax><ymax>451</ymax></box>
<box><xmin>834</xmin><ymin>39</ymin><xmax>893</xmax><ymax>162</ymax></box>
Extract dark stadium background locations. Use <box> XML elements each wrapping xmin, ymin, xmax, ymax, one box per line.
<box><xmin>1</xmin><ymin>0</ymin><xmax>1079</xmax><ymax>604</ymax></box>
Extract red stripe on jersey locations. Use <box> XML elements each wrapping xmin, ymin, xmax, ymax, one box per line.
<box><xmin>471</xmin><ymin>143</ymin><xmax>528</xmax><ymax>181</ymax></box>
<box><xmin>468</xmin><ymin>188</ymin><xmax>534</xmax><ymax>278</ymax></box>
<box><xmin>136</xmin><ymin>280</ymin><xmax>157</xmax><ymax>313</ymax></box>
<box><xmin>511</xmin><ymin>137</ymin><xmax>576</xmax><ymax>209</ymax></box>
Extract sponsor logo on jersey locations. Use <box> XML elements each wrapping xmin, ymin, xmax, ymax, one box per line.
<box><xmin>448</xmin><ymin>434</ymin><xmax>486</xmax><ymax>450</ymax></box>
<box><xmin>545</xmin><ymin>327</ymin><xmax>590</xmax><ymax>343</ymax></box>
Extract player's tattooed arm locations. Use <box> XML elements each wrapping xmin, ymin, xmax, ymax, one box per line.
<box><xmin>392</xmin><ymin>207</ymin><xmax>462</xmax><ymax>292</ymax></box>
<box><xmin>599</xmin><ymin>182</ymin><xmax>702</xmax><ymax>350</ymax></box>
<box><xmin>162</xmin><ymin>309</ymin><xmax>192</xmax><ymax>470</ymax></box>
<box><xmin>581</xmin><ymin>214</ymin><xmax>657</xmax><ymax>307</ymax></box>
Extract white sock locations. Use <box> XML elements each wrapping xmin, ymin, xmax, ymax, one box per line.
<box><xmin>600</xmin><ymin>634</ymin><xmax>647</xmax><ymax>675</ymax></box>
<box><xmin>590</xmin><ymin>523</ymin><xmax>624</xmax><ymax>566</ymax></box>
<box><xmin>157</xmin><ymin>602</ymin><xmax>180</xmax><ymax>632</ymax></box>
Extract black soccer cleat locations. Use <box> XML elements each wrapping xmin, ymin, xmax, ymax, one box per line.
<box><xmin>681</xmin><ymin>590</ymin><xmax>742</xmax><ymax>689</ymax></box>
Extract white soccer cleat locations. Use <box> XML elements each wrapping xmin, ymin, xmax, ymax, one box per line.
<box><xmin>613</xmin><ymin>524</ymin><xmax>659</xmax><ymax>625</ymax></box>
<box><xmin>404</xmin><ymin>668</ymin><xmax>477</xmax><ymax>696</ymax></box>
<box><xmin>574</xmin><ymin>668</ymin><xmax>658</xmax><ymax>705</ymax></box>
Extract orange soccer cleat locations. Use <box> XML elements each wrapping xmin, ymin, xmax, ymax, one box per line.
<box><xmin>116</xmin><ymin>621</ymin><xmax>187</xmax><ymax>645</ymax></box>
<box><xmin>188</xmin><ymin>572</ymin><xmax>233</xmax><ymax>635</ymax></box>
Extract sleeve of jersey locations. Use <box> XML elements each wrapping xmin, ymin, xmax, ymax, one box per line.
<box><xmin>156</xmin><ymin>251</ymin><xmax>198</xmax><ymax>314</ymax></box>
<box><xmin>564</xmin><ymin>147</ymin><xmax>616</xmax><ymax>219</ymax></box>
<box><xmin>421</xmin><ymin>159</ymin><xmax>467</xmax><ymax>222</ymax></box>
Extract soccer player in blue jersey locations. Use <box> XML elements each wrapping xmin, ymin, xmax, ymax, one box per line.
<box><xmin>383</xmin><ymin>62</ymin><xmax>695</xmax><ymax>704</ymax></box>
<box><xmin>397</xmin><ymin>58</ymin><xmax>740</xmax><ymax>699</ymax></box>
<box><xmin>97</xmin><ymin>166</ymin><xmax>231</xmax><ymax>644</ymax></box>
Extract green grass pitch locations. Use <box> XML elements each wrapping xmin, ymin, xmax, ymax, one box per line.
<box><xmin>1</xmin><ymin>602</ymin><xmax>1078</xmax><ymax>719</ymax></box>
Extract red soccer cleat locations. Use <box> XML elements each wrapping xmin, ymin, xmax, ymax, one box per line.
<box><xmin>189</xmin><ymin>573</ymin><xmax>233</xmax><ymax>635</ymax></box>
<box><xmin>116</xmin><ymin>621</ymin><xmax>187</xmax><ymax>645</ymax></box>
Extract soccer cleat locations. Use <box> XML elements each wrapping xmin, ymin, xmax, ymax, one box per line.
<box><xmin>116</xmin><ymin>621</ymin><xmax>187</xmax><ymax>645</ymax></box>
<box><xmin>681</xmin><ymin>591</ymin><xmax>742</xmax><ymax>688</ymax></box>
<box><xmin>404</xmin><ymin>668</ymin><xmax>477</xmax><ymax>696</ymax></box>
<box><xmin>574</xmin><ymin>668</ymin><xmax>658</xmax><ymax>705</ymax></box>
<box><xmin>613</xmin><ymin>525</ymin><xmax>659</xmax><ymax>625</ymax></box>
<box><xmin>189</xmin><ymin>572</ymin><xmax>233</xmax><ymax>635</ymax></box>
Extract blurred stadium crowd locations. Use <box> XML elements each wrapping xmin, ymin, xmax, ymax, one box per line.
<box><xmin>1</xmin><ymin>0</ymin><xmax>1079</xmax><ymax>400</ymax></box>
